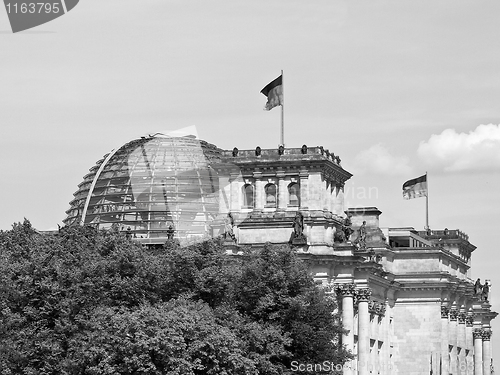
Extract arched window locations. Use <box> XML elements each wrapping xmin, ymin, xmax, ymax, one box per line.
<box><xmin>288</xmin><ymin>182</ymin><xmax>300</xmax><ymax>206</ymax></box>
<box><xmin>265</xmin><ymin>183</ymin><xmax>277</xmax><ymax>207</ymax></box>
<box><xmin>242</xmin><ymin>184</ymin><xmax>254</xmax><ymax>208</ymax></box>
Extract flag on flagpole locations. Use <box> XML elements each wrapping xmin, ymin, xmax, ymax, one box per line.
<box><xmin>403</xmin><ymin>174</ymin><xmax>428</xmax><ymax>200</ymax></box>
<box><xmin>261</xmin><ymin>75</ymin><xmax>283</xmax><ymax>111</ymax></box>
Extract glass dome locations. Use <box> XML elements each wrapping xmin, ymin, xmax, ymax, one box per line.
<box><xmin>64</xmin><ymin>135</ymin><xmax>226</xmax><ymax>244</ymax></box>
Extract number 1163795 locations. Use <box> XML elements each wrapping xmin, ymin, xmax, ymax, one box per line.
<box><xmin>5</xmin><ymin>3</ymin><xmax>61</xmax><ymax>14</ymax></box>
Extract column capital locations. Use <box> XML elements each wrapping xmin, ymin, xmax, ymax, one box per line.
<box><xmin>458</xmin><ymin>312</ymin><xmax>467</xmax><ymax>324</ymax></box>
<box><xmin>449</xmin><ymin>309</ymin><xmax>459</xmax><ymax>321</ymax></box>
<box><xmin>441</xmin><ymin>305</ymin><xmax>450</xmax><ymax>319</ymax></box>
<box><xmin>481</xmin><ymin>330</ymin><xmax>492</xmax><ymax>341</ymax></box>
<box><xmin>334</xmin><ymin>283</ymin><xmax>356</xmax><ymax>297</ymax></box>
<box><xmin>473</xmin><ymin>328</ymin><xmax>484</xmax><ymax>340</ymax></box>
<box><xmin>356</xmin><ymin>288</ymin><xmax>372</xmax><ymax>303</ymax></box>
<box><xmin>466</xmin><ymin>314</ymin><xmax>474</xmax><ymax>327</ymax></box>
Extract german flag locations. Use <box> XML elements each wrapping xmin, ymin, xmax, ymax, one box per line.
<box><xmin>403</xmin><ymin>174</ymin><xmax>427</xmax><ymax>199</ymax></box>
<box><xmin>261</xmin><ymin>75</ymin><xmax>283</xmax><ymax>111</ymax></box>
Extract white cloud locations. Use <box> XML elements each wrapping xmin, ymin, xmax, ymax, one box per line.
<box><xmin>418</xmin><ymin>124</ymin><xmax>500</xmax><ymax>172</ymax></box>
<box><xmin>352</xmin><ymin>144</ymin><xmax>413</xmax><ymax>176</ymax></box>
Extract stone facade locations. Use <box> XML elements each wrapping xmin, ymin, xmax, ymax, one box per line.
<box><xmin>213</xmin><ymin>144</ymin><xmax>497</xmax><ymax>375</ymax></box>
<box><xmin>67</xmin><ymin>135</ymin><xmax>496</xmax><ymax>375</ymax></box>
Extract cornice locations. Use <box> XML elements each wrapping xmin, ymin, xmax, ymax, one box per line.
<box><xmin>391</xmin><ymin>247</ymin><xmax>471</xmax><ymax>268</ymax></box>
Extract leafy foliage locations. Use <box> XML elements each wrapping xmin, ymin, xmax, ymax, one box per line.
<box><xmin>0</xmin><ymin>220</ymin><xmax>352</xmax><ymax>374</ymax></box>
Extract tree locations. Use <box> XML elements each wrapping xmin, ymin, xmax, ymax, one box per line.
<box><xmin>0</xmin><ymin>220</ymin><xmax>352</xmax><ymax>374</ymax></box>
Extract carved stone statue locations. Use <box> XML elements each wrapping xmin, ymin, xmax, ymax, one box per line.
<box><xmin>482</xmin><ymin>280</ymin><xmax>490</xmax><ymax>301</ymax></box>
<box><xmin>166</xmin><ymin>225</ymin><xmax>175</xmax><ymax>240</ymax></box>
<box><xmin>357</xmin><ymin>220</ymin><xmax>367</xmax><ymax>249</ymax></box>
<box><xmin>474</xmin><ymin>278</ymin><xmax>483</xmax><ymax>296</ymax></box>
<box><xmin>342</xmin><ymin>214</ymin><xmax>354</xmax><ymax>242</ymax></box>
<box><xmin>224</xmin><ymin>213</ymin><xmax>236</xmax><ymax>242</ymax></box>
<box><xmin>359</xmin><ymin>221</ymin><xmax>367</xmax><ymax>241</ymax></box>
<box><xmin>293</xmin><ymin>211</ymin><xmax>303</xmax><ymax>238</ymax></box>
<box><xmin>290</xmin><ymin>211</ymin><xmax>307</xmax><ymax>245</ymax></box>
<box><xmin>334</xmin><ymin>229</ymin><xmax>346</xmax><ymax>243</ymax></box>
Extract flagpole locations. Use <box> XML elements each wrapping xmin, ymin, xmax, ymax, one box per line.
<box><xmin>425</xmin><ymin>171</ymin><xmax>429</xmax><ymax>230</ymax></box>
<box><xmin>281</xmin><ymin>69</ymin><xmax>284</xmax><ymax>146</ymax></box>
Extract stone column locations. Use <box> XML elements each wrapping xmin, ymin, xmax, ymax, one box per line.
<box><xmin>277</xmin><ymin>174</ymin><xmax>287</xmax><ymax>211</ymax></box>
<box><xmin>336</xmin><ymin>284</ymin><xmax>356</xmax><ymax>375</ymax></box>
<box><xmin>441</xmin><ymin>306</ymin><xmax>450</xmax><ymax>375</ymax></box>
<box><xmin>357</xmin><ymin>288</ymin><xmax>372</xmax><ymax>375</ymax></box>
<box><xmin>449</xmin><ymin>308</ymin><xmax>458</xmax><ymax>374</ymax></box>
<box><xmin>219</xmin><ymin>176</ymin><xmax>230</xmax><ymax>214</ymax></box>
<box><xmin>482</xmin><ymin>330</ymin><xmax>491</xmax><ymax>375</ymax></box>
<box><xmin>380</xmin><ymin>303</ymin><xmax>389</xmax><ymax>375</ymax></box>
<box><xmin>466</xmin><ymin>315</ymin><xmax>474</xmax><ymax>375</ymax></box>
<box><xmin>473</xmin><ymin>329</ymin><xmax>483</xmax><ymax>375</ymax></box>
<box><xmin>370</xmin><ymin>303</ymin><xmax>381</xmax><ymax>375</ymax></box>
<box><xmin>299</xmin><ymin>170</ymin><xmax>309</xmax><ymax>209</ymax></box>
<box><xmin>458</xmin><ymin>312</ymin><xmax>467</xmax><ymax>373</ymax></box>
<box><xmin>229</xmin><ymin>173</ymin><xmax>240</xmax><ymax>212</ymax></box>
<box><xmin>255</xmin><ymin>179</ymin><xmax>264</xmax><ymax>211</ymax></box>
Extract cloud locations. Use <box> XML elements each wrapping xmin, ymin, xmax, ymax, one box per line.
<box><xmin>352</xmin><ymin>144</ymin><xmax>413</xmax><ymax>176</ymax></box>
<box><xmin>417</xmin><ymin>124</ymin><xmax>500</xmax><ymax>172</ymax></box>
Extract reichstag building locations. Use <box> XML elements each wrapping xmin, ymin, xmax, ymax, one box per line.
<box><xmin>64</xmin><ymin>132</ymin><xmax>496</xmax><ymax>375</ymax></box>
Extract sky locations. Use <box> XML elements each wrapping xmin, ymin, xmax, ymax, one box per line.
<box><xmin>1</xmin><ymin>0</ymin><xmax>500</xmax><ymax>359</ymax></box>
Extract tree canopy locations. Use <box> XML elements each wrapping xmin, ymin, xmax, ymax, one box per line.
<box><xmin>0</xmin><ymin>220</ymin><xmax>352</xmax><ymax>374</ymax></box>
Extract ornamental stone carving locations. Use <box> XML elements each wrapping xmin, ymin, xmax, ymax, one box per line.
<box><xmin>379</xmin><ymin>304</ymin><xmax>386</xmax><ymax>316</ymax></box>
<box><xmin>290</xmin><ymin>211</ymin><xmax>307</xmax><ymax>245</ymax></box>
<box><xmin>368</xmin><ymin>301</ymin><xmax>386</xmax><ymax>316</ymax></box>
<box><xmin>449</xmin><ymin>309</ymin><xmax>458</xmax><ymax>321</ymax></box>
<box><xmin>368</xmin><ymin>301</ymin><xmax>376</xmax><ymax>314</ymax></box>
<box><xmin>334</xmin><ymin>283</ymin><xmax>356</xmax><ymax>297</ymax></box>
<box><xmin>356</xmin><ymin>288</ymin><xmax>372</xmax><ymax>302</ymax></box>
<box><xmin>223</xmin><ymin>213</ymin><xmax>236</xmax><ymax>243</ymax></box>
<box><xmin>481</xmin><ymin>330</ymin><xmax>492</xmax><ymax>341</ymax></box>
<box><xmin>458</xmin><ymin>312</ymin><xmax>467</xmax><ymax>324</ymax></box>
<box><xmin>473</xmin><ymin>329</ymin><xmax>484</xmax><ymax>340</ymax></box>
<box><xmin>466</xmin><ymin>315</ymin><xmax>474</xmax><ymax>327</ymax></box>
<box><xmin>441</xmin><ymin>306</ymin><xmax>450</xmax><ymax>319</ymax></box>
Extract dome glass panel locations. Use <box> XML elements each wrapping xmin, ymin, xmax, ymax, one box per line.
<box><xmin>65</xmin><ymin>135</ymin><xmax>229</xmax><ymax>244</ymax></box>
